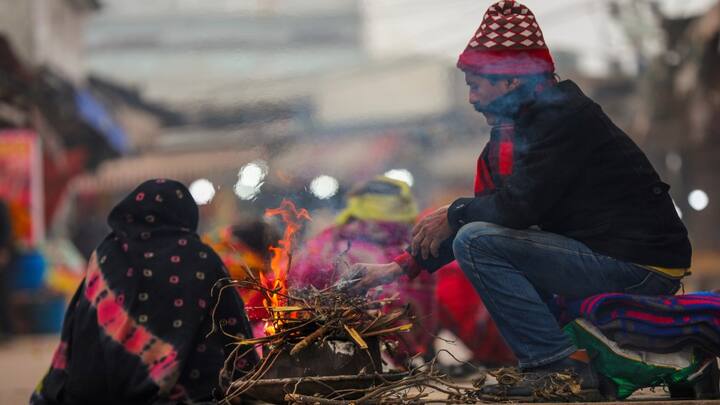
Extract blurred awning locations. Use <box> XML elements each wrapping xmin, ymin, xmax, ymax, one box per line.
<box><xmin>70</xmin><ymin>148</ymin><xmax>264</xmax><ymax>194</ymax></box>
<box><xmin>75</xmin><ymin>89</ymin><xmax>130</xmax><ymax>154</ymax></box>
<box><xmin>33</xmin><ymin>68</ymin><xmax>125</xmax><ymax>168</ymax></box>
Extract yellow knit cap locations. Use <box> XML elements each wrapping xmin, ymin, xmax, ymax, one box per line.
<box><xmin>335</xmin><ymin>176</ymin><xmax>418</xmax><ymax>224</ymax></box>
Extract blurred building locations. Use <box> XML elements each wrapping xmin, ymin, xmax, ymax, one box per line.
<box><xmin>86</xmin><ymin>0</ymin><xmax>365</xmax><ymax>105</ymax></box>
<box><xmin>0</xmin><ymin>0</ymin><xmax>109</xmax><ymax>332</ymax></box>
<box><xmin>0</xmin><ymin>0</ymin><xmax>137</xmax><ymax>243</ymax></box>
<box><xmin>0</xmin><ymin>0</ymin><xmax>100</xmax><ymax>83</ymax></box>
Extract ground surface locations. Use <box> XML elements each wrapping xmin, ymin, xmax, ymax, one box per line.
<box><xmin>0</xmin><ymin>335</ymin><xmax>712</xmax><ymax>404</ymax></box>
<box><xmin>0</xmin><ymin>334</ymin><xmax>57</xmax><ymax>404</ymax></box>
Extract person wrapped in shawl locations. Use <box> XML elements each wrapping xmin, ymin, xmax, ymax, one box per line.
<box><xmin>289</xmin><ymin>176</ymin><xmax>437</xmax><ymax>360</ymax></box>
<box><xmin>31</xmin><ymin>179</ymin><xmax>257</xmax><ymax>405</ymax></box>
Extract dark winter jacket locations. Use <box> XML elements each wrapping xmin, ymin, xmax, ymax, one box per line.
<box><xmin>412</xmin><ymin>80</ymin><xmax>691</xmax><ymax>272</ymax></box>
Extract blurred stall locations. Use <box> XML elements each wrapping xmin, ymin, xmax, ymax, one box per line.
<box><xmin>0</xmin><ymin>0</ymin><xmax>135</xmax><ymax>335</ymax></box>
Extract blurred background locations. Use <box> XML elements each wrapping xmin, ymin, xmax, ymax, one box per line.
<box><xmin>0</xmin><ymin>0</ymin><xmax>719</xmax><ymax>400</ymax></box>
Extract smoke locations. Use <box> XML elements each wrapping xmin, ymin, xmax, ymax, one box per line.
<box><xmin>472</xmin><ymin>83</ymin><xmax>537</xmax><ymax>117</ymax></box>
<box><xmin>471</xmin><ymin>74</ymin><xmax>563</xmax><ymax>120</ymax></box>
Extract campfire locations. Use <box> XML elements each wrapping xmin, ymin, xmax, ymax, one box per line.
<box><xmin>213</xmin><ymin>200</ymin><xmax>485</xmax><ymax>404</ymax></box>
<box><xmin>259</xmin><ymin>199</ymin><xmax>311</xmax><ymax>336</ymax></box>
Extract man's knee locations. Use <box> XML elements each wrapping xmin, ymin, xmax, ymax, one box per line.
<box><xmin>452</xmin><ymin>221</ymin><xmax>508</xmax><ymax>260</ymax></box>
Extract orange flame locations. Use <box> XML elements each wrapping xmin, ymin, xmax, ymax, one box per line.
<box><xmin>262</xmin><ymin>199</ymin><xmax>311</xmax><ymax>334</ymax></box>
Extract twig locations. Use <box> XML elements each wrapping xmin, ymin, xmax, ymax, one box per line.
<box><xmin>285</xmin><ymin>393</ymin><xmax>373</xmax><ymax>405</ymax></box>
<box><xmin>362</xmin><ymin>323</ymin><xmax>413</xmax><ymax>337</ymax></box>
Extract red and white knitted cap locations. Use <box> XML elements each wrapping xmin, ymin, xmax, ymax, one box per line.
<box><xmin>458</xmin><ymin>0</ymin><xmax>555</xmax><ymax>75</ymax></box>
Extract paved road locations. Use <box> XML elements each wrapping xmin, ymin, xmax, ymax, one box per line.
<box><xmin>0</xmin><ymin>335</ymin><xmax>58</xmax><ymax>404</ymax></box>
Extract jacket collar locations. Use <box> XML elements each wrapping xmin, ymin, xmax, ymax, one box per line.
<box><xmin>516</xmin><ymin>80</ymin><xmax>594</xmax><ymax>132</ymax></box>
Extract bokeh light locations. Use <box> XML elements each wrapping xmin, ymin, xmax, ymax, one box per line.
<box><xmin>189</xmin><ymin>178</ymin><xmax>216</xmax><ymax>205</ymax></box>
<box><xmin>238</xmin><ymin>160</ymin><xmax>268</xmax><ymax>187</ymax></box>
<box><xmin>309</xmin><ymin>175</ymin><xmax>339</xmax><ymax>199</ymax></box>
<box><xmin>234</xmin><ymin>160</ymin><xmax>268</xmax><ymax>200</ymax></box>
<box><xmin>384</xmin><ymin>169</ymin><xmax>414</xmax><ymax>187</ymax></box>
<box><xmin>234</xmin><ymin>183</ymin><xmax>260</xmax><ymax>201</ymax></box>
<box><xmin>688</xmin><ymin>189</ymin><xmax>709</xmax><ymax>211</ymax></box>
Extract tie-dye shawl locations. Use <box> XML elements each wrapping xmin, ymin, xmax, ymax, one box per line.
<box><xmin>32</xmin><ymin>179</ymin><xmax>256</xmax><ymax>404</ymax></box>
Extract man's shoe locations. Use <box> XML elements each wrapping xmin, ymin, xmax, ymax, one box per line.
<box><xmin>476</xmin><ymin>351</ymin><xmax>604</xmax><ymax>402</ymax></box>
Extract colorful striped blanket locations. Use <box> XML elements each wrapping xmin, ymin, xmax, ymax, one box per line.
<box><xmin>564</xmin><ymin>292</ymin><xmax>720</xmax><ymax>355</ymax></box>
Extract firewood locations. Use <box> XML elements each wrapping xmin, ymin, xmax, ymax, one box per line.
<box><xmin>343</xmin><ymin>324</ymin><xmax>368</xmax><ymax>349</ymax></box>
<box><xmin>361</xmin><ymin>323</ymin><xmax>413</xmax><ymax>338</ymax></box>
<box><xmin>290</xmin><ymin>323</ymin><xmax>330</xmax><ymax>356</ymax></box>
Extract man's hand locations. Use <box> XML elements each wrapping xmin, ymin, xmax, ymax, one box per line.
<box><xmin>411</xmin><ymin>205</ymin><xmax>453</xmax><ymax>260</ymax></box>
<box><xmin>349</xmin><ymin>262</ymin><xmax>403</xmax><ymax>293</ymax></box>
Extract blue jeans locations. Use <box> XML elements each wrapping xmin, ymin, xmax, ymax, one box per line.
<box><xmin>451</xmin><ymin>222</ymin><xmax>680</xmax><ymax>369</ymax></box>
